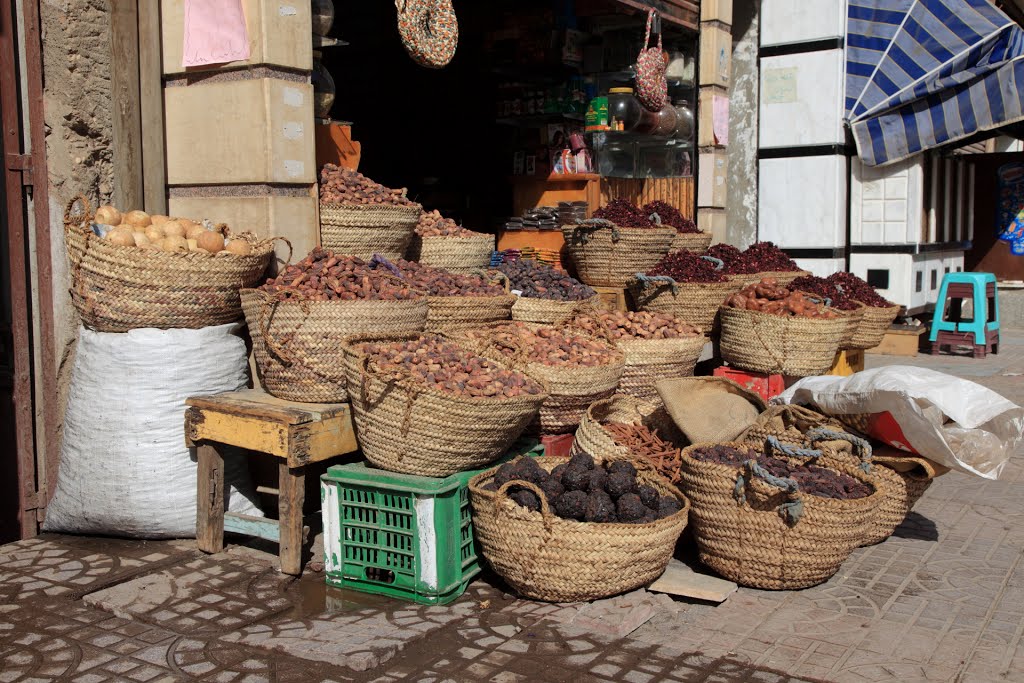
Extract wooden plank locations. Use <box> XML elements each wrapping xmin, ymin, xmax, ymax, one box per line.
<box><xmin>600</xmin><ymin>177</ymin><xmax>695</xmax><ymax>218</ymax></box>
<box><xmin>186</xmin><ymin>407</ymin><xmax>290</xmax><ymax>458</ymax></box>
<box><xmin>110</xmin><ymin>1</ymin><xmax>144</xmax><ymax>209</ymax></box>
<box><xmin>648</xmin><ymin>558</ymin><xmax>737</xmax><ymax>602</ymax></box>
<box><xmin>224</xmin><ymin>512</ymin><xmax>280</xmax><ymax>543</ymax></box>
<box><xmin>592</xmin><ymin>286</ymin><xmax>629</xmax><ymax>312</ymax></box>
<box><xmin>138</xmin><ymin>0</ymin><xmax>167</xmax><ymax>214</ymax></box>
<box><xmin>288</xmin><ymin>414</ymin><xmax>359</xmax><ymax>467</ymax></box>
<box><xmin>187</xmin><ymin>388</ymin><xmax>350</xmax><ymax>425</ymax></box>
<box><xmin>196</xmin><ymin>444</ymin><xmax>226</xmax><ymax>553</ymax></box>
<box><xmin>278</xmin><ymin>464</ymin><xmax>306</xmax><ymax>575</ymax></box>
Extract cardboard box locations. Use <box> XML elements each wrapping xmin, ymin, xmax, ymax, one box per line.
<box><xmin>165</xmin><ymin>79</ymin><xmax>315</xmax><ymax>184</ymax></box>
<box><xmin>701</xmin><ymin>0</ymin><xmax>733</xmax><ymax>25</ymax></box>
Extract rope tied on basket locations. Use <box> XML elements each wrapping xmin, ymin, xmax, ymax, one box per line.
<box><xmin>633</xmin><ymin>272</ymin><xmax>678</xmax><ymax>295</ymax></box>
<box><xmin>765</xmin><ymin>435</ymin><xmax>822</xmax><ymax>461</ymax></box>
<box><xmin>806</xmin><ymin>295</ymin><xmax>833</xmax><ymax>308</ymax></box>
<box><xmin>395</xmin><ymin>0</ymin><xmax>458</xmax><ymax>68</ymax></box>
<box><xmin>369</xmin><ymin>253</ymin><xmax>403</xmax><ymax>277</ymax></box>
<box><xmin>734</xmin><ymin>459</ymin><xmax>805</xmax><ymax>525</ymax></box>
<box><xmin>807</xmin><ymin>426</ymin><xmax>874</xmax><ymax>473</ymax></box>
<box><xmin>700</xmin><ymin>255</ymin><xmax>725</xmax><ymax>271</ymax></box>
<box><xmin>573</xmin><ymin>218</ymin><xmax>620</xmax><ymax>245</ymax></box>
<box><xmin>649</xmin><ymin>211</ymin><xmax>662</xmax><ymax>225</ymax></box>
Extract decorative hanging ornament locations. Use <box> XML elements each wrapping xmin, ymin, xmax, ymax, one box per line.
<box><xmin>634</xmin><ymin>9</ymin><xmax>668</xmax><ymax>112</ymax></box>
<box><xmin>395</xmin><ymin>0</ymin><xmax>459</xmax><ymax>69</ymax></box>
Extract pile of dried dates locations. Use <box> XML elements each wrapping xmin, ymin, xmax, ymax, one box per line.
<box><xmin>496</xmin><ymin>259</ymin><xmax>595</xmax><ymax>301</ymax></box>
<box><xmin>415</xmin><ymin>210</ymin><xmax>476</xmax><ymax>237</ymax></box>
<box><xmin>259</xmin><ymin>249</ymin><xmax>421</xmax><ymax>301</ymax></box>
<box><xmin>319</xmin><ymin>165</ymin><xmax>418</xmax><ymax>207</ymax></box>
<box><xmin>571</xmin><ymin>311</ymin><xmax>701</xmax><ymax>340</ymax></box>
<box><xmin>460</xmin><ymin>322</ymin><xmax>620</xmax><ymax>367</ymax></box>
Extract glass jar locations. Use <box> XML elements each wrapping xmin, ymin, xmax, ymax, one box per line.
<box><xmin>650</xmin><ymin>104</ymin><xmax>679</xmax><ymax>137</ymax></box>
<box><xmin>312</xmin><ymin>0</ymin><xmax>335</xmax><ymax>37</ymax></box>
<box><xmin>607</xmin><ymin>87</ymin><xmax>642</xmax><ymax>132</ymax></box>
<box><xmin>673</xmin><ymin>99</ymin><xmax>695</xmax><ymax>142</ymax></box>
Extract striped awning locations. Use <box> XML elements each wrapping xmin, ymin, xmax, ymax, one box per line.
<box><xmin>846</xmin><ymin>0</ymin><xmax>1024</xmax><ymax>166</ymax></box>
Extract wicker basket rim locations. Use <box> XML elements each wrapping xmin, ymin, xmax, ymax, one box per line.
<box><xmin>67</xmin><ymin>224</ymin><xmax>277</xmax><ymax>262</ymax></box>
<box><xmin>320</xmin><ymin>202</ymin><xmax>422</xmax><ymax>213</ymax></box>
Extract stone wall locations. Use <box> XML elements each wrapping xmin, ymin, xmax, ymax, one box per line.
<box><xmin>726</xmin><ymin>0</ymin><xmax>758</xmax><ymax>248</ymax></box>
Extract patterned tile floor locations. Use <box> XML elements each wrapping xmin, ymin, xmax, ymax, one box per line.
<box><xmin>0</xmin><ymin>330</ymin><xmax>1020</xmax><ymax>682</ymax></box>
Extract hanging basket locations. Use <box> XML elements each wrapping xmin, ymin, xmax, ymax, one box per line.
<box><xmin>469</xmin><ymin>455</ymin><xmax>689</xmax><ymax>602</ymax></box>
<box><xmin>319</xmin><ymin>202</ymin><xmax>421</xmax><ymax>260</ymax></box>
<box><xmin>562</xmin><ymin>220</ymin><xmax>675</xmax><ymax>288</ymax></box>
<box><xmin>64</xmin><ymin>196</ymin><xmax>275</xmax><ymax>333</ymax></box>
<box><xmin>718</xmin><ymin>306</ymin><xmax>847</xmax><ymax>376</ymax></box>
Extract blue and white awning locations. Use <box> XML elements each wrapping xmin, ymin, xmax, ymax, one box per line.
<box><xmin>846</xmin><ymin>0</ymin><xmax>1024</xmax><ymax>167</ymax></box>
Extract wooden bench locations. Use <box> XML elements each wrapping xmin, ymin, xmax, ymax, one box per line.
<box><xmin>185</xmin><ymin>389</ymin><xmax>358</xmax><ymax>575</ymax></box>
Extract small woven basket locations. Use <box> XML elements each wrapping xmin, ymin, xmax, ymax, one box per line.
<box><xmin>412</xmin><ymin>232</ymin><xmax>495</xmax><ymax>273</ymax></box>
<box><xmin>679</xmin><ymin>441</ymin><xmax>881</xmax><ymax>590</ymax></box>
<box><xmin>241</xmin><ymin>289</ymin><xmax>428</xmax><ymax>403</ymax></box>
<box><xmin>629</xmin><ymin>275</ymin><xmax>739</xmax><ymax>336</ymax></box>
<box><xmin>718</xmin><ymin>306</ymin><xmax>846</xmax><ymax>376</ymax></box>
<box><xmin>426</xmin><ymin>294</ymin><xmax>516</xmax><ymax>333</ymax></box>
<box><xmin>469</xmin><ymin>455</ymin><xmax>689</xmax><ymax>602</ymax></box>
<box><xmin>340</xmin><ymin>333</ymin><xmax>548</xmax><ymax>477</ymax></box>
<box><xmin>733</xmin><ymin>270</ymin><xmax>811</xmax><ymax>288</ymax></box>
<box><xmin>64</xmin><ymin>196</ymin><xmax>275</xmax><ymax>333</ymax></box>
<box><xmin>562</xmin><ymin>220</ymin><xmax>675</xmax><ymax>288</ymax></box>
<box><xmin>616</xmin><ymin>336</ymin><xmax>705</xmax><ymax>401</ymax></box>
<box><xmin>571</xmin><ymin>395</ymin><xmax>684</xmax><ymax>464</ymax></box>
<box><xmin>849</xmin><ymin>302</ymin><xmax>901</xmax><ymax>349</ymax></box>
<box><xmin>319</xmin><ymin>203</ymin><xmax>421</xmax><ymax>260</ymax></box>
<box><xmin>669</xmin><ymin>231</ymin><xmax>713</xmax><ymax>253</ymax></box>
<box><xmin>511</xmin><ymin>296</ymin><xmax>599</xmax><ymax>327</ymax></box>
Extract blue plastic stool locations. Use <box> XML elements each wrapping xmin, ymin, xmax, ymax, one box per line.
<box><xmin>929</xmin><ymin>273</ymin><xmax>1000</xmax><ymax>358</ymax></box>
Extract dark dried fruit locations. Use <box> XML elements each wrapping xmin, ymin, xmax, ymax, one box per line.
<box><xmin>554</xmin><ymin>490</ymin><xmax>588</xmax><ymax>520</ymax></box>
<box><xmin>638</xmin><ymin>485</ymin><xmax>659</xmax><ymax>509</ymax></box>
<box><xmin>585</xmin><ymin>491</ymin><xmax>617</xmax><ymax>522</ymax></box>
<box><xmin>657</xmin><ymin>496</ymin><xmax>683</xmax><ymax>517</ymax></box>
<box><xmin>569</xmin><ymin>451</ymin><xmax>595</xmax><ymax>471</ymax></box>
<box><xmin>510</xmin><ymin>489</ymin><xmax>541</xmax><ymax>512</ymax></box>
<box><xmin>540</xmin><ymin>477</ymin><xmax>565</xmax><ymax>502</ymax></box>
<box><xmin>496</xmin><ymin>259</ymin><xmax>595</xmax><ymax>301</ymax></box>
<box><xmin>608</xmin><ymin>461</ymin><xmax>638</xmax><ymax>478</ymax></box>
<box><xmin>586</xmin><ymin>469</ymin><xmax>609</xmax><ymax>493</ymax></box>
<box><xmin>319</xmin><ymin>165</ymin><xmax>418</xmax><ymax>207</ymax></box>
<box><xmin>606</xmin><ymin>472</ymin><xmax>639</xmax><ymax>499</ymax></box>
<box><xmin>561</xmin><ymin>465</ymin><xmax>591</xmax><ymax>492</ymax></box>
<box><xmin>827</xmin><ymin>272</ymin><xmax>893</xmax><ymax>307</ymax></box>
<box><xmin>616</xmin><ymin>493</ymin><xmax>646</xmax><ymax>521</ymax></box>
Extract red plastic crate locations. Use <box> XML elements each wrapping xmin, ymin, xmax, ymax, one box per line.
<box><xmin>713</xmin><ymin>365</ymin><xmax>785</xmax><ymax>403</ymax></box>
<box><xmin>540</xmin><ymin>433</ymin><xmax>575</xmax><ymax>458</ymax></box>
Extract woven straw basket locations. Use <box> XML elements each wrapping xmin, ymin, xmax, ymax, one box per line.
<box><xmin>340</xmin><ymin>333</ymin><xmax>548</xmax><ymax>477</ymax></box>
<box><xmin>734</xmin><ymin>270</ymin><xmax>811</xmax><ymax>288</ymax></box>
<box><xmin>562</xmin><ymin>221</ymin><xmax>675</xmax><ymax>288</ymax></box>
<box><xmin>630</xmin><ymin>276</ymin><xmax>740</xmax><ymax>335</ymax></box>
<box><xmin>469</xmin><ymin>455</ymin><xmax>689</xmax><ymax>601</ymax></box>
<box><xmin>849</xmin><ymin>303</ymin><xmax>901</xmax><ymax>349</ymax></box>
<box><xmin>719</xmin><ymin>306</ymin><xmax>846</xmax><ymax>376</ymax></box>
<box><xmin>511</xmin><ymin>296</ymin><xmax>599</xmax><ymax>327</ymax></box>
<box><xmin>413</xmin><ymin>233</ymin><xmax>495</xmax><ymax>273</ymax></box>
<box><xmin>679</xmin><ymin>441</ymin><xmax>882</xmax><ymax>590</ymax></box>
<box><xmin>740</xmin><ymin>410</ymin><xmax>947</xmax><ymax>545</ymax></box>
<box><xmin>669</xmin><ymin>231</ymin><xmax>713</xmax><ymax>253</ymax></box>
<box><xmin>64</xmin><ymin>196</ymin><xmax>275</xmax><ymax>332</ymax></box>
<box><xmin>790</xmin><ymin>292</ymin><xmax>867</xmax><ymax>350</ymax></box>
<box><xmin>426</xmin><ymin>294</ymin><xmax>516</xmax><ymax>333</ymax></box>
<box><xmin>571</xmin><ymin>395</ymin><xmax>684</xmax><ymax>463</ymax></box>
<box><xmin>241</xmin><ymin>289</ymin><xmax>427</xmax><ymax>403</ymax></box>
<box><xmin>616</xmin><ymin>336</ymin><xmax>706</xmax><ymax>401</ymax></box>
<box><xmin>319</xmin><ymin>203</ymin><xmax>421</xmax><ymax>260</ymax></box>
<box><xmin>452</xmin><ymin>323</ymin><xmax>625</xmax><ymax>434</ymax></box>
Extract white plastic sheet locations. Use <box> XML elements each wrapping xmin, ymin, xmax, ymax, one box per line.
<box><xmin>775</xmin><ymin>366</ymin><xmax>1023</xmax><ymax>479</ymax></box>
<box><xmin>43</xmin><ymin>324</ymin><xmax>261</xmax><ymax>537</ymax></box>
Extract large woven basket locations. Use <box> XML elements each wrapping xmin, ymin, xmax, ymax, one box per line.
<box><xmin>413</xmin><ymin>233</ymin><xmax>495</xmax><ymax>273</ymax></box>
<box><xmin>571</xmin><ymin>395</ymin><xmax>685</xmax><ymax>464</ymax></box>
<box><xmin>719</xmin><ymin>306</ymin><xmax>847</xmax><ymax>376</ymax></box>
<box><xmin>426</xmin><ymin>294</ymin><xmax>516</xmax><ymax>333</ymax></box>
<box><xmin>340</xmin><ymin>333</ymin><xmax>547</xmax><ymax>477</ymax></box>
<box><xmin>469</xmin><ymin>455</ymin><xmax>689</xmax><ymax>601</ymax></box>
<box><xmin>679</xmin><ymin>442</ymin><xmax>881</xmax><ymax>590</ymax></box>
<box><xmin>837</xmin><ymin>303</ymin><xmax>867</xmax><ymax>349</ymax></box>
<box><xmin>734</xmin><ymin>270</ymin><xmax>811</xmax><ymax>287</ymax></box>
<box><xmin>241</xmin><ymin>289</ymin><xmax>427</xmax><ymax>403</ymax></box>
<box><xmin>319</xmin><ymin>203</ymin><xmax>421</xmax><ymax>260</ymax></box>
<box><xmin>849</xmin><ymin>303</ymin><xmax>901</xmax><ymax>349</ymax></box>
<box><xmin>453</xmin><ymin>324</ymin><xmax>625</xmax><ymax>434</ymax></box>
<box><xmin>511</xmin><ymin>296</ymin><xmax>599</xmax><ymax>327</ymax></box>
<box><xmin>617</xmin><ymin>336</ymin><xmax>706</xmax><ymax>401</ymax></box>
<box><xmin>630</xmin><ymin>276</ymin><xmax>740</xmax><ymax>335</ymax></box>
<box><xmin>669</xmin><ymin>231</ymin><xmax>713</xmax><ymax>253</ymax></box>
<box><xmin>562</xmin><ymin>221</ymin><xmax>675</xmax><ymax>288</ymax></box>
<box><xmin>64</xmin><ymin>196</ymin><xmax>275</xmax><ymax>332</ymax></box>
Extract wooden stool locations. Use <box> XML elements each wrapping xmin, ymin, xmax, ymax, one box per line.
<box><xmin>185</xmin><ymin>389</ymin><xmax>358</xmax><ymax>575</ymax></box>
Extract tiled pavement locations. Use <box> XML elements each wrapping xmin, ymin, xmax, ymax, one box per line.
<box><xmin>1</xmin><ymin>331</ymin><xmax>1021</xmax><ymax>682</ymax></box>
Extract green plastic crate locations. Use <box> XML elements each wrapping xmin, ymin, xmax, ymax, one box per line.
<box><xmin>320</xmin><ymin>439</ymin><xmax>541</xmax><ymax>605</ymax></box>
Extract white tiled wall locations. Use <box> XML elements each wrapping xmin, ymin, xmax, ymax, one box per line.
<box><xmin>758</xmin><ymin>155</ymin><xmax>847</xmax><ymax>248</ymax></box>
<box><xmin>851</xmin><ymin>157</ymin><xmax>925</xmax><ymax>245</ymax></box>
<box><xmin>849</xmin><ymin>253</ymin><xmax>911</xmax><ymax>309</ymax></box>
<box><xmin>759</xmin><ymin>50</ymin><xmax>846</xmax><ymax>148</ymax></box>
<box><xmin>761</xmin><ymin>0</ymin><xmax>847</xmax><ymax>47</ymax></box>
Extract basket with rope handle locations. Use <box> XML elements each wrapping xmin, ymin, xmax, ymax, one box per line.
<box><xmin>562</xmin><ymin>218</ymin><xmax>675</xmax><ymax>288</ymax></box>
<box><xmin>468</xmin><ymin>454</ymin><xmax>689</xmax><ymax>602</ymax></box>
<box><xmin>64</xmin><ymin>195</ymin><xmax>278</xmax><ymax>333</ymax></box>
<box><xmin>241</xmin><ymin>284</ymin><xmax>428</xmax><ymax>404</ymax></box>
<box><xmin>339</xmin><ymin>332</ymin><xmax>547</xmax><ymax>477</ymax></box>
<box><xmin>718</xmin><ymin>303</ymin><xmax>847</xmax><ymax>376</ymax></box>
<box><xmin>629</xmin><ymin>259</ymin><xmax>741</xmax><ymax>335</ymax></box>
<box><xmin>678</xmin><ymin>439</ymin><xmax>882</xmax><ymax>590</ymax></box>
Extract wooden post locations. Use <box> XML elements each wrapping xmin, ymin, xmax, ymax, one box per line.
<box><xmin>196</xmin><ymin>444</ymin><xmax>225</xmax><ymax>553</ymax></box>
<box><xmin>110</xmin><ymin>1</ymin><xmax>144</xmax><ymax>209</ymax></box>
<box><xmin>278</xmin><ymin>463</ymin><xmax>306</xmax><ymax>575</ymax></box>
<box><xmin>138</xmin><ymin>0</ymin><xmax>167</xmax><ymax>214</ymax></box>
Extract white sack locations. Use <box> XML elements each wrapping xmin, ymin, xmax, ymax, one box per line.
<box><xmin>44</xmin><ymin>324</ymin><xmax>262</xmax><ymax>538</ymax></box>
<box><xmin>775</xmin><ymin>366</ymin><xmax>1023</xmax><ymax>479</ymax></box>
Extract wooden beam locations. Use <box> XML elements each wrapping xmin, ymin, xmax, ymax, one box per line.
<box><xmin>110</xmin><ymin>1</ymin><xmax>144</xmax><ymax>209</ymax></box>
<box><xmin>138</xmin><ymin>0</ymin><xmax>167</xmax><ymax>214</ymax></box>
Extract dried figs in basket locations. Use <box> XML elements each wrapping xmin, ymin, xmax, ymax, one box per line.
<box><xmin>460</xmin><ymin>322</ymin><xmax>621</xmax><ymax>367</ymax></box>
<box><xmin>259</xmin><ymin>249</ymin><xmax>421</xmax><ymax>301</ymax></box>
<box><xmin>570</xmin><ymin>311</ymin><xmax>701</xmax><ymax>340</ymax></box>
<box><xmin>319</xmin><ymin>165</ymin><xmax>418</xmax><ymax>207</ymax></box>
